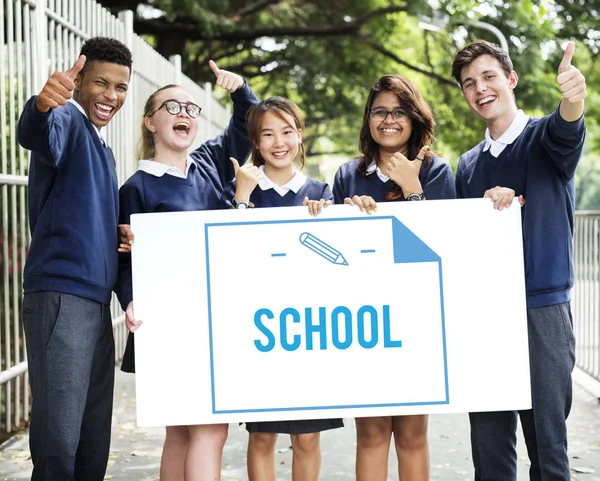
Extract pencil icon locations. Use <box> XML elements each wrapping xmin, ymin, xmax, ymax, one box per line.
<box><xmin>299</xmin><ymin>232</ymin><xmax>348</xmax><ymax>266</ymax></box>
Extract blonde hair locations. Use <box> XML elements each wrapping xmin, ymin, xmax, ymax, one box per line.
<box><xmin>138</xmin><ymin>84</ymin><xmax>179</xmax><ymax>159</ymax></box>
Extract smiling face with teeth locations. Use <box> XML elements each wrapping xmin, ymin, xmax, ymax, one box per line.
<box><xmin>74</xmin><ymin>61</ymin><xmax>130</xmax><ymax>129</ymax></box>
<box><xmin>460</xmin><ymin>54</ymin><xmax>519</xmax><ymax>130</ymax></box>
<box><xmin>255</xmin><ymin>110</ymin><xmax>302</xmax><ymax>174</ymax></box>
<box><xmin>144</xmin><ymin>87</ymin><xmax>199</xmax><ymax>155</ymax></box>
<box><xmin>368</xmin><ymin>91</ymin><xmax>413</xmax><ymax>156</ymax></box>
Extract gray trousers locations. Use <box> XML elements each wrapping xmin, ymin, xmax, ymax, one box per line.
<box><xmin>22</xmin><ymin>291</ymin><xmax>115</xmax><ymax>481</ymax></box>
<box><xmin>469</xmin><ymin>302</ymin><xmax>576</xmax><ymax>481</ymax></box>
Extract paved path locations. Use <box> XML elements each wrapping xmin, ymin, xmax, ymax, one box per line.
<box><xmin>1</xmin><ymin>369</ymin><xmax>599</xmax><ymax>480</ymax></box>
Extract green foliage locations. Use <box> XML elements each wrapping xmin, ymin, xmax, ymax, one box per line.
<box><xmin>99</xmin><ymin>0</ymin><xmax>600</xmax><ymax>197</ymax></box>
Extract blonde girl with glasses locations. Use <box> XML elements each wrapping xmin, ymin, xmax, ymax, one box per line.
<box><xmin>115</xmin><ymin>61</ymin><xmax>258</xmax><ymax>481</ymax></box>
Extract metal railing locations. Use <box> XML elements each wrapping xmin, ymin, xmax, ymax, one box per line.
<box><xmin>573</xmin><ymin>212</ymin><xmax>600</xmax><ymax>383</ymax></box>
<box><xmin>0</xmin><ymin>0</ymin><xmax>230</xmax><ymax>439</ymax></box>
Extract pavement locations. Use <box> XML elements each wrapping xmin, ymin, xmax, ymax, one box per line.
<box><xmin>1</xmin><ymin>369</ymin><xmax>599</xmax><ymax>481</ymax></box>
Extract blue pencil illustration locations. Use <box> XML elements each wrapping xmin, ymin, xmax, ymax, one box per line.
<box><xmin>299</xmin><ymin>232</ymin><xmax>348</xmax><ymax>266</ymax></box>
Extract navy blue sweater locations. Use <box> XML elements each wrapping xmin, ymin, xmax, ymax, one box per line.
<box><xmin>116</xmin><ymin>83</ymin><xmax>258</xmax><ymax>310</ymax></box>
<box><xmin>333</xmin><ymin>156</ymin><xmax>456</xmax><ymax>203</ymax></box>
<box><xmin>455</xmin><ymin>108</ymin><xmax>586</xmax><ymax>308</ymax></box>
<box><xmin>249</xmin><ymin>178</ymin><xmax>333</xmax><ymax>208</ymax></box>
<box><xmin>17</xmin><ymin>99</ymin><xmax>119</xmax><ymax>304</ymax></box>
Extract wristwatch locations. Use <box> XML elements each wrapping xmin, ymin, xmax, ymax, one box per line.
<box><xmin>406</xmin><ymin>192</ymin><xmax>425</xmax><ymax>201</ymax></box>
<box><xmin>232</xmin><ymin>199</ymin><xmax>250</xmax><ymax>209</ymax></box>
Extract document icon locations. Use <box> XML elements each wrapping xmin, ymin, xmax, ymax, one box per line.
<box><xmin>205</xmin><ymin>215</ymin><xmax>448</xmax><ymax>415</ymax></box>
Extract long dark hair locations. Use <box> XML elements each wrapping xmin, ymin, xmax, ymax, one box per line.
<box><xmin>358</xmin><ymin>75</ymin><xmax>436</xmax><ymax>200</ymax></box>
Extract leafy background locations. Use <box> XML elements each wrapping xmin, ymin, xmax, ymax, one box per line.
<box><xmin>97</xmin><ymin>0</ymin><xmax>600</xmax><ymax>208</ymax></box>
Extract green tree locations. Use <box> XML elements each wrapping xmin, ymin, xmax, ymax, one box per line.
<box><xmin>97</xmin><ymin>0</ymin><xmax>600</xmax><ymax>171</ymax></box>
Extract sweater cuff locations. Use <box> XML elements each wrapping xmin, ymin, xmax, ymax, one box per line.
<box><xmin>230</xmin><ymin>80</ymin><xmax>253</xmax><ymax>102</ymax></box>
<box><xmin>554</xmin><ymin>104</ymin><xmax>585</xmax><ymax>131</ymax></box>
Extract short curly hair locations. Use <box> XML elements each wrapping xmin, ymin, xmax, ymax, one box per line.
<box><xmin>80</xmin><ymin>37</ymin><xmax>132</xmax><ymax>74</ymax></box>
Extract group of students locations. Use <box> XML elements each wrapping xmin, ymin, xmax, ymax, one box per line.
<box><xmin>16</xmin><ymin>33</ymin><xmax>586</xmax><ymax>481</ymax></box>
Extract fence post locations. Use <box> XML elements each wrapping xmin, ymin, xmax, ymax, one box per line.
<box><xmin>118</xmin><ymin>10</ymin><xmax>135</xmax><ymax>181</ymax></box>
<box><xmin>34</xmin><ymin>0</ymin><xmax>48</xmax><ymax>93</ymax></box>
<box><xmin>169</xmin><ymin>54</ymin><xmax>182</xmax><ymax>85</ymax></box>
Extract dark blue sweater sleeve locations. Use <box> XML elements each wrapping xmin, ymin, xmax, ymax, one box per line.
<box><xmin>191</xmin><ymin>82</ymin><xmax>259</xmax><ymax>188</ymax></box>
<box><xmin>455</xmin><ymin>157</ymin><xmax>466</xmax><ymax>199</ymax></box>
<box><xmin>423</xmin><ymin>157</ymin><xmax>456</xmax><ymax>200</ymax></box>
<box><xmin>322</xmin><ymin>183</ymin><xmax>334</xmax><ymax>202</ymax></box>
<box><xmin>114</xmin><ymin>179</ymin><xmax>145</xmax><ymax>311</ymax></box>
<box><xmin>17</xmin><ymin>96</ymin><xmax>76</xmax><ymax>168</ymax></box>
<box><xmin>541</xmin><ymin>107</ymin><xmax>586</xmax><ymax>181</ymax></box>
<box><xmin>333</xmin><ymin>165</ymin><xmax>347</xmax><ymax>204</ymax></box>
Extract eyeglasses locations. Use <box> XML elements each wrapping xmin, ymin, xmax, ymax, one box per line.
<box><xmin>369</xmin><ymin>108</ymin><xmax>409</xmax><ymax>122</ymax></box>
<box><xmin>150</xmin><ymin>99</ymin><xmax>202</xmax><ymax>118</ymax></box>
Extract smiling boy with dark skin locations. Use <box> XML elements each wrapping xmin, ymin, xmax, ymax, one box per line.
<box><xmin>17</xmin><ymin>37</ymin><xmax>132</xmax><ymax>481</ymax></box>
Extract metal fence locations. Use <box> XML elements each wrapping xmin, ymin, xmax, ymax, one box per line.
<box><xmin>573</xmin><ymin>212</ymin><xmax>600</xmax><ymax>383</ymax></box>
<box><xmin>0</xmin><ymin>0</ymin><xmax>231</xmax><ymax>439</ymax></box>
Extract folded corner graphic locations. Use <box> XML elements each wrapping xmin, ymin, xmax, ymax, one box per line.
<box><xmin>299</xmin><ymin>232</ymin><xmax>349</xmax><ymax>266</ymax></box>
<box><xmin>390</xmin><ymin>217</ymin><xmax>440</xmax><ymax>264</ymax></box>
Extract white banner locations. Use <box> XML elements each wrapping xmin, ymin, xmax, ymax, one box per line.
<box><xmin>130</xmin><ymin>199</ymin><xmax>530</xmax><ymax>427</ymax></box>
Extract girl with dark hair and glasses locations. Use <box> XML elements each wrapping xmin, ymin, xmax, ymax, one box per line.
<box><xmin>333</xmin><ymin>75</ymin><xmax>455</xmax><ymax>481</ymax></box>
<box><xmin>115</xmin><ymin>60</ymin><xmax>258</xmax><ymax>481</ymax></box>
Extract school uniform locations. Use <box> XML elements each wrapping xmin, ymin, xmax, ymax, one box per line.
<box><xmin>332</xmin><ymin>155</ymin><xmax>455</xmax><ymax>203</ymax></box>
<box><xmin>456</xmin><ymin>108</ymin><xmax>585</xmax><ymax>480</ymax></box>
<box><xmin>115</xmin><ymin>82</ymin><xmax>258</xmax><ymax>373</ymax></box>
<box><xmin>241</xmin><ymin>168</ymin><xmax>344</xmax><ymax>435</ymax></box>
<box><xmin>17</xmin><ymin>97</ymin><xmax>117</xmax><ymax>481</ymax></box>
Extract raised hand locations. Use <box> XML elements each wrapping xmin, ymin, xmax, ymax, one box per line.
<box><xmin>556</xmin><ymin>41</ymin><xmax>587</xmax><ymax>121</ymax></box>
<box><xmin>385</xmin><ymin>145</ymin><xmax>428</xmax><ymax>195</ymax></box>
<box><xmin>35</xmin><ymin>55</ymin><xmax>86</xmax><ymax>113</ymax></box>
<box><xmin>209</xmin><ymin>60</ymin><xmax>245</xmax><ymax>93</ymax></box>
<box><xmin>231</xmin><ymin>157</ymin><xmax>262</xmax><ymax>202</ymax></box>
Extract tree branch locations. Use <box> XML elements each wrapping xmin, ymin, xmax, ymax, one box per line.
<box><xmin>233</xmin><ymin>0</ymin><xmax>287</xmax><ymax>20</ymax></box>
<box><xmin>355</xmin><ymin>34</ymin><xmax>457</xmax><ymax>87</ymax></box>
<box><xmin>133</xmin><ymin>5</ymin><xmax>409</xmax><ymax>42</ymax></box>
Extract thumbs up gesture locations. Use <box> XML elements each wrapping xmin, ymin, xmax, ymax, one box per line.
<box><xmin>231</xmin><ymin>157</ymin><xmax>262</xmax><ymax>203</ymax></box>
<box><xmin>556</xmin><ymin>41</ymin><xmax>587</xmax><ymax>104</ymax></box>
<box><xmin>35</xmin><ymin>55</ymin><xmax>86</xmax><ymax>113</ymax></box>
<box><xmin>385</xmin><ymin>145</ymin><xmax>429</xmax><ymax>194</ymax></box>
<box><xmin>209</xmin><ymin>60</ymin><xmax>245</xmax><ymax>93</ymax></box>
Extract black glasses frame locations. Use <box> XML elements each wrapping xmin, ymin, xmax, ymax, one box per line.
<box><xmin>369</xmin><ymin>108</ymin><xmax>409</xmax><ymax>121</ymax></box>
<box><xmin>150</xmin><ymin>99</ymin><xmax>202</xmax><ymax>118</ymax></box>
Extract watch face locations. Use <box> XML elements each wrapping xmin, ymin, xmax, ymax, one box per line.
<box><xmin>407</xmin><ymin>193</ymin><xmax>424</xmax><ymax>201</ymax></box>
<box><xmin>237</xmin><ymin>203</ymin><xmax>248</xmax><ymax>209</ymax></box>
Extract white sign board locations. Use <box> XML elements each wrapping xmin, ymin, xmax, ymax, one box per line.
<box><xmin>130</xmin><ymin>199</ymin><xmax>530</xmax><ymax>427</ymax></box>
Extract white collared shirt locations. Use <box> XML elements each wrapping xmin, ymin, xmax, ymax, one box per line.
<box><xmin>483</xmin><ymin>109</ymin><xmax>530</xmax><ymax>157</ymax></box>
<box><xmin>137</xmin><ymin>157</ymin><xmax>193</xmax><ymax>178</ymax></box>
<box><xmin>258</xmin><ymin>165</ymin><xmax>307</xmax><ymax>197</ymax></box>
<box><xmin>365</xmin><ymin>162</ymin><xmax>390</xmax><ymax>183</ymax></box>
<box><xmin>67</xmin><ymin>98</ymin><xmax>106</xmax><ymax>146</ymax></box>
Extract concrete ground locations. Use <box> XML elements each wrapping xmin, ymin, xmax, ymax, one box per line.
<box><xmin>1</xmin><ymin>369</ymin><xmax>599</xmax><ymax>481</ymax></box>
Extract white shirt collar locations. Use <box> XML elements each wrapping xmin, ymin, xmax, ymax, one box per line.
<box><xmin>365</xmin><ymin>161</ymin><xmax>390</xmax><ymax>183</ymax></box>
<box><xmin>67</xmin><ymin>98</ymin><xmax>106</xmax><ymax>145</ymax></box>
<box><xmin>137</xmin><ymin>156</ymin><xmax>193</xmax><ymax>178</ymax></box>
<box><xmin>483</xmin><ymin>109</ymin><xmax>529</xmax><ymax>157</ymax></box>
<box><xmin>258</xmin><ymin>165</ymin><xmax>307</xmax><ymax>197</ymax></box>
